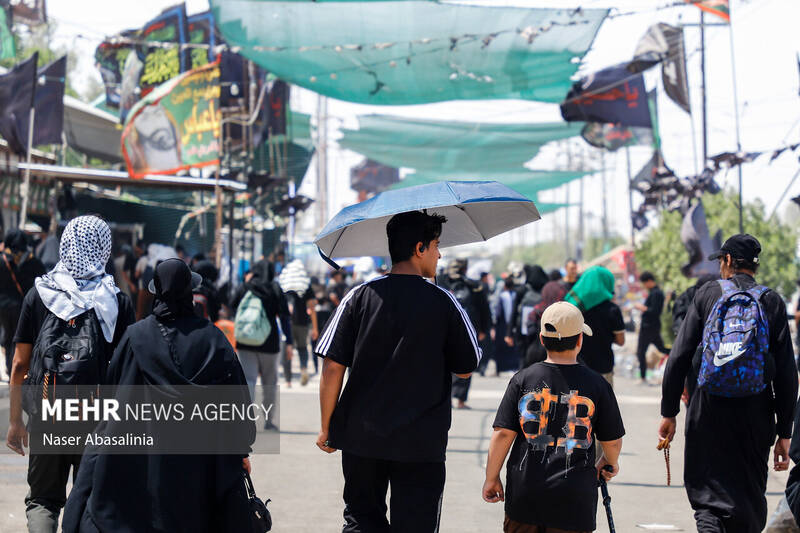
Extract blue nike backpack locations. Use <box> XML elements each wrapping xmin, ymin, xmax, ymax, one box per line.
<box><xmin>697</xmin><ymin>279</ymin><xmax>770</xmax><ymax>397</ymax></box>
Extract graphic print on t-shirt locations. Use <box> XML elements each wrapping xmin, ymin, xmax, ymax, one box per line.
<box><xmin>518</xmin><ymin>385</ymin><xmax>595</xmax><ymax>463</ymax></box>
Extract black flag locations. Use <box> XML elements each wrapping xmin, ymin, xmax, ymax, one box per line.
<box><xmin>629</xmin><ymin>23</ymin><xmax>690</xmax><ymax>113</ymax></box>
<box><xmin>561</xmin><ymin>64</ymin><xmax>652</xmax><ymax>128</ymax></box>
<box><xmin>268</xmin><ymin>80</ymin><xmax>288</xmax><ymax>135</ymax></box>
<box><xmin>24</xmin><ymin>55</ymin><xmax>66</xmax><ymax>147</ymax></box>
<box><xmin>680</xmin><ymin>201</ymin><xmax>722</xmax><ymax>278</ymax></box>
<box><xmin>0</xmin><ymin>52</ymin><xmax>38</xmax><ymax>154</ymax></box>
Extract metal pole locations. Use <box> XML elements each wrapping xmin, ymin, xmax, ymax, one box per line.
<box><xmin>18</xmin><ymin>107</ymin><xmax>36</xmax><ymax>228</ymax></box>
<box><xmin>769</xmin><ymin>168</ymin><xmax>800</xmax><ymax>220</ymax></box>
<box><xmin>316</xmin><ymin>95</ymin><xmax>328</xmax><ymax>233</ymax></box>
<box><xmin>728</xmin><ymin>18</ymin><xmax>745</xmax><ymax>233</ymax></box>
<box><xmin>565</xmin><ymin>141</ymin><xmax>571</xmax><ymax>259</ymax></box>
<box><xmin>626</xmin><ymin>146</ymin><xmax>635</xmax><ymax>247</ymax></box>
<box><xmin>601</xmin><ymin>151</ymin><xmax>608</xmax><ymax>244</ymax></box>
<box><xmin>214</xmin><ymin>170</ymin><xmax>223</xmax><ymax>268</ymax></box>
<box><xmin>700</xmin><ymin>11</ymin><xmax>708</xmax><ymax>166</ymax></box>
<box><xmin>288</xmin><ymin>179</ymin><xmax>296</xmax><ymax>260</ymax></box>
<box><xmin>228</xmin><ymin>191</ymin><xmax>234</xmax><ymax>289</ymax></box>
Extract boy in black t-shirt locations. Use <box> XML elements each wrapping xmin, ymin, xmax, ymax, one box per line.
<box><xmin>484</xmin><ymin>301</ymin><xmax>625</xmax><ymax>533</ymax></box>
<box><xmin>314</xmin><ymin>210</ymin><xmax>481</xmax><ymax>532</ymax></box>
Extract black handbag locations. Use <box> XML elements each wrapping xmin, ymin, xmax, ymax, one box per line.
<box><xmin>244</xmin><ymin>470</ymin><xmax>272</xmax><ymax>532</ymax></box>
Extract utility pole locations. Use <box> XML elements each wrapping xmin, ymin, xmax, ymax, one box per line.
<box><xmin>600</xmin><ymin>150</ymin><xmax>609</xmax><ymax>245</ymax></box>
<box><xmin>626</xmin><ymin>146</ymin><xmax>635</xmax><ymax>247</ymax></box>
<box><xmin>565</xmin><ymin>140</ymin><xmax>571</xmax><ymax>259</ymax></box>
<box><xmin>577</xmin><ymin>150</ymin><xmax>585</xmax><ymax>261</ymax></box>
<box><xmin>728</xmin><ymin>18</ymin><xmax>744</xmax><ymax>233</ymax></box>
<box><xmin>700</xmin><ymin>11</ymin><xmax>708</xmax><ymax>167</ymax></box>
<box><xmin>315</xmin><ymin>95</ymin><xmax>328</xmax><ymax>234</ymax></box>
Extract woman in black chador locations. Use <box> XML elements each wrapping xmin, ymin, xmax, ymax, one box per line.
<box><xmin>63</xmin><ymin>258</ymin><xmax>255</xmax><ymax>533</ymax></box>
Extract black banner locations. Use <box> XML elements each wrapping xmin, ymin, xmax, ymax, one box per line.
<box><xmin>561</xmin><ymin>64</ymin><xmax>652</xmax><ymax>128</ymax></box>
<box><xmin>350</xmin><ymin>159</ymin><xmax>400</xmax><ymax>193</ymax></box>
<box><xmin>95</xmin><ymin>30</ymin><xmax>137</xmax><ymax>109</ymax></box>
<box><xmin>629</xmin><ymin>23</ymin><xmax>690</xmax><ymax>113</ymax></box>
<box><xmin>581</xmin><ymin>122</ymin><xmax>653</xmax><ymax>151</ymax></box>
<box><xmin>0</xmin><ymin>53</ymin><xmax>37</xmax><ymax>154</ymax></box>
<box><xmin>28</xmin><ymin>55</ymin><xmax>65</xmax><ymax>146</ymax></box>
<box><xmin>137</xmin><ymin>3</ymin><xmax>190</xmax><ymax>96</ymax></box>
<box><xmin>268</xmin><ymin>80</ymin><xmax>288</xmax><ymax>135</ymax></box>
<box><xmin>680</xmin><ymin>201</ymin><xmax>722</xmax><ymax>278</ymax></box>
<box><xmin>187</xmin><ymin>11</ymin><xmax>217</xmax><ymax>69</ymax></box>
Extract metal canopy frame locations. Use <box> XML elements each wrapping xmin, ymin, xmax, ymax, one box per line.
<box><xmin>16</xmin><ymin>163</ymin><xmax>247</xmax><ymax>192</ymax></box>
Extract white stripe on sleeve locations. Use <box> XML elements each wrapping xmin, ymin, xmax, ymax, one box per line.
<box><xmin>433</xmin><ymin>284</ymin><xmax>482</xmax><ymax>364</ymax></box>
<box><xmin>317</xmin><ymin>275</ymin><xmax>387</xmax><ymax>356</ymax></box>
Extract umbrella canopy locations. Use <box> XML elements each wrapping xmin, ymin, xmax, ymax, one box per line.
<box><xmin>315</xmin><ymin>181</ymin><xmax>540</xmax><ymax>262</ymax></box>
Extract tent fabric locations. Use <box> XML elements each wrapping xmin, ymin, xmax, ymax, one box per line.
<box><xmin>210</xmin><ymin>1</ymin><xmax>608</xmax><ymax>105</ymax></box>
<box><xmin>394</xmin><ymin>170</ymin><xmax>590</xmax><ymax>200</ymax></box>
<box><xmin>338</xmin><ymin>116</ymin><xmax>583</xmax><ymax>173</ymax></box>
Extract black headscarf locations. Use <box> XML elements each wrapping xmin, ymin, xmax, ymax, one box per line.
<box><xmin>151</xmin><ymin>258</ymin><xmax>197</xmax><ymax>320</ymax></box>
<box><xmin>245</xmin><ymin>259</ymin><xmax>276</xmax><ymax>300</ymax></box>
<box><xmin>524</xmin><ymin>264</ymin><xmax>549</xmax><ymax>293</ymax></box>
<box><xmin>4</xmin><ymin>229</ymin><xmax>27</xmax><ymax>253</ymax></box>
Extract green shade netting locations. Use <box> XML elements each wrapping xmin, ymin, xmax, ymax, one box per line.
<box><xmin>394</xmin><ymin>170</ymin><xmax>590</xmax><ymax>198</ymax></box>
<box><xmin>210</xmin><ymin>1</ymin><xmax>608</xmax><ymax>105</ymax></box>
<box><xmin>339</xmin><ymin>117</ymin><xmax>583</xmax><ymax>173</ymax></box>
<box><xmin>533</xmin><ymin>201</ymin><xmax>573</xmax><ymax>215</ymax></box>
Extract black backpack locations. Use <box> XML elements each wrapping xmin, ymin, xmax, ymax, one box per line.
<box><xmin>23</xmin><ymin>309</ymin><xmax>106</xmax><ymax>418</ymax></box>
<box><xmin>671</xmin><ymin>286</ymin><xmax>697</xmax><ymax>337</ymax></box>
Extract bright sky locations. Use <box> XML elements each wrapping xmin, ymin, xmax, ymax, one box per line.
<box><xmin>47</xmin><ymin>0</ymin><xmax>800</xmax><ymax>261</ymax></box>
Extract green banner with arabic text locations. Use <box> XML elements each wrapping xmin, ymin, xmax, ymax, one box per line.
<box><xmin>122</xmin><ymin>60</ymin><xmax>221</xmax><ymax>178</ymax></box>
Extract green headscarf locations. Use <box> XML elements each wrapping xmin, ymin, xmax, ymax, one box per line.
<box><xmin>565</xmin><ymin>265</ymin><xmax>615</xmax><ymax>312</ymax></box>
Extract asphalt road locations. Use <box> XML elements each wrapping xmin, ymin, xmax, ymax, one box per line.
<box><xmin>0</xmin><ymin>360</ymin><xmax>791</xmax><ymax>532</ymax></box>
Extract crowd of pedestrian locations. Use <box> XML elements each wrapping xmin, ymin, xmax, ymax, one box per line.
<box><xmin>3</xmin><ymin>212</ymin><xmax>800</xmax><ymax>533</ymax></box>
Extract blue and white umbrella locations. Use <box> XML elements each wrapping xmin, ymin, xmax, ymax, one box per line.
<box><xmin>314</xmin><ymin>181</ymin><xmax>540</xmax><ymax>266</ymax></box>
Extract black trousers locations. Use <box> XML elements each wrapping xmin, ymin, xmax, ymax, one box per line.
<box><xmin>341</xmin><ymin>451</ymin><xmax>445</xmax><ymax>533</ymax></box>
<box><xmin>636</xmin><ymin>325</ymin><xmax>668</xmax><ymax>379</ymax></box>
<box><xmin>451</xmin><ymin>375</ymin><xmax>471</xmax><ymax>402</ymax></box>
<box><xmin>26</xmin><ymin>453</ymin><xmax>82</xmax><ymax>532</ymax></box>
<box><xmin>685</xmin><ymin>391</ymin><xmax>773</xmax><ymax>533</ymax></box>
<box><xmin>0</xmin><ymin>302</ymin><xmax>20</xmax><ymax>375</ymax></box>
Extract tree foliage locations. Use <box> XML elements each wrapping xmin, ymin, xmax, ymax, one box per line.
<box><xmin>636</xmin><ymin>190</ymin><xmax>799</xmax><ymax>299</ymax></box>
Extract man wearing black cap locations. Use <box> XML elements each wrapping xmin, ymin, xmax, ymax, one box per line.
<box><xmin>659</xmin><ymin>234</ymin><xmax>798</xmax><ymax>532</ymax></box>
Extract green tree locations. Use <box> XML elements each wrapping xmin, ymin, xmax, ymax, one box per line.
<box><xmin>1</xmin><ymin>21</ymin><xmax>82</xmax><ymax>99</ymax></box>
<box><xmin>637</xmin><ymin>190</ymin><xmax>799</xmax><ymax>298</ymax></box>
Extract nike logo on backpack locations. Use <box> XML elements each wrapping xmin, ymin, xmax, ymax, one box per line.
<box><xmin>713</xmin><ymin>342</ymin><xmax>746</xmax><ymax>366</ymax></box>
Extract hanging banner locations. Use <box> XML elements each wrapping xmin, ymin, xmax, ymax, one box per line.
<box><xmin>26</xmin><ymin>55</ymin><xmax>66</xmax><ymax>147</ymax></box>
<box><xmin>122</xmin><ymin>60</ymin><xmax>221</xmax><ymax>178</ymax></box>
<box><xmin>10</xmin><ymin>0</ymin><xmax>46</xmax><ymax>26</ymax></box>
<box><xmin>629</xmin><ymin>23</ymin><xmax>690</xmax><ymax>113</ymax></box>
<box><xmin>686</xmin><ymin>0</ymin><xmax>729</xmax><ymax>22</ymax></box>
<box><xmin>187</xmin><ymin>11</ymin><xmax>217</xmax><ymax>69</ymax></box>
<box><xmin>95</xmin><ymin>30</ymin><xmax>137</xmax><ymax>109</ymax></box>
<box><xmin>560</xmin><ymin>64</ymin><xmax>652</xmax><ymax>128</ymax></box>
<box><xmin>138</xmin><ymin>3</ymin><xmax>190</xmax><ymax>96</ymax></box>
<box><xmin>680</xmin><ymin>201</ymin><xmax>722</xmax><ymax>278</ymax></box>
<box><xmin>350</xmin><ymin>159</ymin><xmax>399</xmax><ymax>194</ymax></box>
<box><xmin>268</xmin><ymin>80</ymin><xmax>288</xmax><ymax>135</ymax></box>
<box><xmin>0</xmin><ymin>52</ymin><xmax>37</xmax><ymax>154</ymax></box>
<box><xmin>631</xmin><ymin>150</ymin><xmax>674</xmax><ymax>193</ymax></box>
<box><xmin>581</xmin><ymin>122</ymin><xmax>653</xmax><ymax>151</ymax></box>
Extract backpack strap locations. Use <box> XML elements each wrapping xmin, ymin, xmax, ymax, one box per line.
<box><xmin>3</xmin><ymin>254</ymin><xmax>23</xmax><ymax>297</ymax></box>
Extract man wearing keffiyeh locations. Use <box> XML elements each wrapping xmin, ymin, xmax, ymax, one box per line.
<box><xmin>6</xmin><ymin>215</ymin><xmax>136</xmax><ymax>533</ymax></box>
